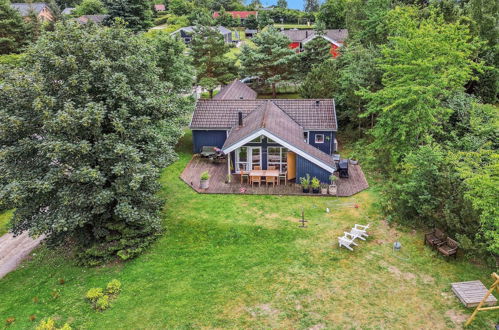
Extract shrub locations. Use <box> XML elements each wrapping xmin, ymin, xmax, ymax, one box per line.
<box><xmin>200</xmin><ymin>171</ymin><xmax>210</xmax><ymax>180</ymax></box>
<box><xmin>300</xmin><ymin>174</ymin><xmax>310</xmax><ymax>188</ymax></box>
<box><xmin>85</xmin><ymin>288</ymin><xmax>103</xmax><ymax>302</ymax></box>
<box><xmin>106</xmin><ymin>279</ymin><xmax>121</xmax><ymax>295</ymax></box>
<box><xmin>311</xmin><ymin>177</ymin><xmax>320</xmax><ymax>189</ymax></box>
<box><xmin>154</xmin><ymin>14</ymin><xmax>169</xmax><ymax>25</ymax></box>
<box><xmin>95</xmin><ymin>295</ymin><xmax>110</xmax><ymax>311</ymax></box>
<box><xmin>36</xmin><ymin>318</ymin><xmax>71</xmax><ymax>330</ymax></box>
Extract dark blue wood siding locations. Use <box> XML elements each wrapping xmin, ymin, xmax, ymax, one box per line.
<box><xmin>192</xmin><ymin>130</ymin><xmax>227</xmax><ymax>153</ymax></box>
<box><xmin>308</xmin><ymin>131</ymin><xmax>335</xmax><ymax>155</ymax></box>
<box><xmin>296</xmin><ymin>155</ymin><xmax>332</xmax><ymax>183</ymax></box>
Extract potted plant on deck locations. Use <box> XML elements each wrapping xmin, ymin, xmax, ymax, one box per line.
<box><xmin>329</xmin><ymin>174</ymin><xmax>337</xmax><ymax>196</ymax></box>
<box><xmin>200</xmin><ymin>171</ymin><xmax>210</xmax><ymax>189</ymax></box>
<box><xmin>311</xmin><ymin>177</ymin><xmax>320</xmax><ymax>194</ymax></box>
<box><xmin>300</xmin><ymin>174</ymin><xmax>310</xmax><ymax>193</ymax></box>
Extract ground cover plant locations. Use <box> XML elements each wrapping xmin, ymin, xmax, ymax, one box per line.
<box><xmin>0</xmin><ymin>132</ymin><xmax>497</xmax><ymax>329</ymax></box>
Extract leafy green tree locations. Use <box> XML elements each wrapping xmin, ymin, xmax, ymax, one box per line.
<box><xmin>277</xmin><ymin>0</ymin><xmax>287</xmax><ymax>9</ymax></box>
<box><xmin>298</xmin><ymin>36</ymin><xmax>331</xmax><ymax>77</ymax></box>
<box><xmin>318</xmin><ymin>0</ymin><xmax>346</xmax><ymax>28</ymax></box>
<box><xmin>0</xmin><ymin>0</ymin><xmax>31</xmax><ymax>54</ymax></box>
<box><xmin>190</xmin><ymin>25</ymin><xmax>237</xmax><ymax>98</ymax></box>
<box><xmin>304</xmin><ymin>0</ymin><xmax>319</xmax><ymax>12</ymax></box>
<box><xmin>239</xmin><ymin>27</ymin><xmax>299</xmax><ymax>97</ymax></box>
<box><xmin>256</xmin><ymin>11</ymin><xmax>273</xmax><ymax>29</ymax></box>
<box><xmin>104</xmin><ymin>0</ymin><xmax>153</xmax><ymax>32</ymax></box>
<box><xmin>215</xmin><ymin>6</ymin><xmax>237</xmax><ymax>27</ymax></box>
<box><xmin>150</xmin><ymin>31</ymin><xmax>194</xmax><ymax>93</ymax></box>
<box><xmin>168</xmin><ymin>0</ymin><xmax>194</xmax><ymax>16</ymax></box>
<box><xmin>345</xmin><ymin>0</ymin><xmax>392</xmax><ymax>45</ymax></box>
<box><xmin>361</xmin><ymin>7</ymin><xmax>480</xmax><ymax>168</ymax></box>
<box><xmin>249</xmin><ymin>0</ymin><xmax>262</xmax><ymax>9</ymax></box>
<box><xmin>74</xmin><ymin>0</ymin><xmax>107</xmax><ymax>16</ymax></box>
<box><xmin>244</xmin><ymin>14</ymin><xmax>257</xmax><ymax>29</ymax></box>
<box><xmin>299</xmin><ymin>59</ymin><xmax>339</xmax><ymax>98</ymax></box>
<box><xmin>0</xmin><ymin>22</ymin><xmax>192</xmax><ymax>265</ymax></box>
<box><xmin>465</xmin><ymin>0</ymin><xmax>498</xmax><ymax>103</ymax></box>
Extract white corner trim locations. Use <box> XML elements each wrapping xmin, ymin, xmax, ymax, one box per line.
<box><xmin>222</xmin><ymin>129</ymin><xmax>335</xmax><ymax>173</ymax></box>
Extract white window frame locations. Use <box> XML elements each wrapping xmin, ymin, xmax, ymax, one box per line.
<box><xmin>315</xmin><ymin>134</ymin><xmax>325</xmax><ymax>144</ymax></box>
<box><xmin>303</xmin><ymin>131</ymin><xmax>309</xmax><ymax>143</ymax></box>
<box><xmin>267</xmin><ymin>147</ymin><xmax>288</xmax><ymax>174</ymax></box>
<box><xmin>235</xmin><ymin>146</ymin><xmax>261</xmax><ymax>173</ymax></box>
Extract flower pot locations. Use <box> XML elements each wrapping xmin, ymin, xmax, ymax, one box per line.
<box><xmin>312</xmin><ymin>188</ymin><xmax>320</xmax><ymax>194</ymax></box>
<box><xmin>302</xmin><ymin>188</ymin><xmax>310</xmax><ymax>193</ymax></box>
<box><xmin>350</xmin><ymin>159</ymin><xmax>358</xmax><ymax>165</ymax></box>
<box><xmin>329</xmin><ymin>185</ymin><xmax>337</xmax><ymax>196</ymax></box>
<box><xmin>200</xmin><ymin>179</ymin><xmax>209</xmax><ymax>189</ymax></box>
<box><xmin>321</xmin><ymin>188</ymin><xmax>328</xmax><ymax>195</ymax></box>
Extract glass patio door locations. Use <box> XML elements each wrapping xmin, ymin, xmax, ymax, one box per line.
<box><xmin>235</xmin><ymin>147</ymin><xmax>261</xmax><ymax>173</ymax></box>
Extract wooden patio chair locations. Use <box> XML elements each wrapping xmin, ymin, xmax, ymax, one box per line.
<box><xmin>253</xmin><ymin>165</ymin><xmax>261</xmax><ymax>170</ymax></box>
<box><xmin>268</xmin><ymin>166</ymin><xmax>276</xmax><ymax>170</ymax></box>
<box><xmin>279</xmin><ymin>171</ymin><xmax>287</xmax><ymax>185</ymax></box>
<box><xmin>266</xmin><ymin>175</ymin><xmax>277</xmax><ymax>187</ymax></box>
<box><xmin>425</xmin><ymin>228</ymin><xmax>446</xmax><ymax>249</ymax></box>
<box><xmin>250</xmin><ymin>175</ymin><xmax>261</xmax><ymax>187</ymax></box>
<box><xmin>438</xmin><ymin>237</ymin><xmax>458</xmax><ymax>259</ymax></box>
<box><xmin>240</xmin><ymin>171</ymin><xmax>249</xmax><ymax>184</ymax></box>
<box><xmin>338</xmin><ymin>232</ymin><xmax>358</xmax><ymax>251</ymax></box>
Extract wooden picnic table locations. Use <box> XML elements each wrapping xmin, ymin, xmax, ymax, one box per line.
<box><xmin>249</xmin><ymin>169</ymin><xmax>280</xmax><ymax>185</ymax></box>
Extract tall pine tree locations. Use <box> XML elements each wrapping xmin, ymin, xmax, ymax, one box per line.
<box><xmin>104</xmin><ymin>0</ymin><xmax>153</xmax><ymax>32</ymax></box>
<box><xmin>0</xmin><ymin>0</ymin><xmax>30</xmax><ymax>54</ymax></box>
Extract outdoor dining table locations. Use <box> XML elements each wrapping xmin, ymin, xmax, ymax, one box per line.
<box><xmin>249</xmin><ymin>169</ymin><xmax>280</xmax><ymax>185</ymax></box>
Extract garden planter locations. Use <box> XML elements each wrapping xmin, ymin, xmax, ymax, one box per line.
<box><xmin>200</xmin><ymin>179</ymin><xmax>209</xmax><ymax>189</ymax></box>
<box><xmin>329</xmin><ymin>185</ymin><xmax>337</xmax><ymax>196</ymax></box>
<box><xmin>321</xmin><ymin>187</ymin><xmax>328</xmax><ymax>195</ymax></box>
<box><xmin>350</xmin><ymin>159</ymin><xmax>358</xmax><ymax>165</ymax></box>
<box><xmin>312</xmin><ymin>188</ymin><xmax>320</xmax><ymax>194</ymax></box>
<box><xmin>302</xmin><ymin>188</ymin><xmax>310</xmax><ymax>193</ymax></box>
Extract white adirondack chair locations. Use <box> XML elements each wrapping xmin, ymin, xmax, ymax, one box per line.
<box><xmin>338</xmin><ymin>232</ymin><xmax>358</xmax><ymax>251</ymax></box>
<box><xmin>353</xmin><ymin>224</ymin><xmax>370</xmax><ymax>237</ymax></box>
<box><xmin>349</xmin><ymin>228</ymin><xmax>367</xmax><ymax>240</ymax></box>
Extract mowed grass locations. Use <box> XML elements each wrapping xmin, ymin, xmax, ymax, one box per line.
<box><xmin>0</xmin><ymin>210</ymin><xmax>13</xmax><ymax>236</ymax></box>
<box><xmin>0</xmin><ymin>132</ymin><xmax>497</xmax><ymax>329</ymax></box>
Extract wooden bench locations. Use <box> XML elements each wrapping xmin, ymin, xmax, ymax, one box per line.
<box><xmin>438</xmin><ymin>237</ymin><xmax>458</xmax><ymax>258</ymax></box>
<box><xmin>424</xmin><ymin>228</ymin><xmax>446</xmax><ymax>249</ymax></box>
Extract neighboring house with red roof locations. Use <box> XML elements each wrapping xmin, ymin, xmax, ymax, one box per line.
<box><xmin>212</xmin><ymin>11</ymin><xmax>258</xmax><ymax>23</ymax></box>
<box><xmin>154</xmin><ymin>4</ymin><xmax>166</xmax><ymax>12</ymax></box>
<box><xmin>281</xmin><ymin>29</ymin><xmax>348</xmax><ymax>58</ymax></box>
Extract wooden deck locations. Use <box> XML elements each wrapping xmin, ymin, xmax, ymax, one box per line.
<box><xmin>451</xmin><ymin>281</ymin><xmax>498</xmax><ymax>308</ymax></box>
<box><xmin>180</xmin><ymin>155</ymin><xmax>369</xmax><ymax>197</ymax></box>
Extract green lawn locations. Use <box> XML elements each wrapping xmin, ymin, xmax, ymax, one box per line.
<box><xmin>0</xmin><ymin>210</ymin><xmax>13</xmax><ymax>236</ymax></box>
<box><xmin>273</xmin><ymin>24</ymin><xmax>314</xmax><ymax>29</ymax></box>
<box><xmin>0</xmin><ymin>132</ymin><xmax>497</xmax><ymax>329</ymax></box>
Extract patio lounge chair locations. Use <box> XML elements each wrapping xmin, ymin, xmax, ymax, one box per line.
<box><xmin>338</xmin><ymin>232</ymin><xmax>358</xmax><ymax>251</ymax></box>
<box><xmin>200</xmin><ymin>146</ymin><xmax>217</xmax><ymax>158</ymax></box>
<box><xmin>349</xmin><ymin>228</ymin><xmax>367</xmax><ymax>240</ymax></box>
<box><xmin>438</xmin><ymin>237</ymin><xmax>458</xmax><ymax>258</ymax></box>
<box><xmin>425</xmin><ymin>228</ymin><xmax>446</xmax><ymax>249</ymax></box>
<box><xmin>354</xmin><ymin>223</ymin><xmax>370</xmax><ymax>231</ymax></box>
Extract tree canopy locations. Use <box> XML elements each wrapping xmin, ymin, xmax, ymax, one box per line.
<box><xmin>0</xmin><ymin>22</ymin><xmax>193</xmax><ymax>265</ymax></box>
<box><xmin>104</xmin><ymin>0</ymin><xmax>153</xmax><ymax>32</ymax></box>
<box><xmin>239</xmin><ymin>27</ymin><xmax>299</xmax><ymax>97</ymax></box>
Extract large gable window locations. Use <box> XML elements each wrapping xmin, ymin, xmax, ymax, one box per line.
<box><xmin>267</xmin><ymin>147</ymin><xmax>288</xmax><ymax>173</ymax></box>
<box><xmin>235</xmin><ymin>147</ymin><xmax>261</xmax><ymax>172</ymax></box>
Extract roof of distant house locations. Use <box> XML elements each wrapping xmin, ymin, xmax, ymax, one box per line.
<box><xmin>281</xmin><ymin>29</ymin><xmax>349</xmax><ymax>45</ymax></box>
<box><xmin>11</xmin><ymin>2</ymin><xmax>50</xmax><ymax>16</ymax></box>
<box><xmin>213</xmin><ymin>80</ymin><xmax>257</xmax><ymax>100</ymax></box>
<box><xmin>191</xmin><ymin>99</ymin><xmax>337</xmax><ymax>131</ymax></box>
<box><xmin>212</xmin><ymin>11</ymin><xmax>258</xmax><ymax>19</ymax></box>
<box><xmin>61</xmin><ymin>7</ymin><xmax>75</xmax><ymax>15</ymax></box>
<box><xmin>154</xmin><ymin>4</ymin><xmax>166</xmax><ymax>11</ymax></box>
<box><xmin>171</xmin><ymin>26</ymin><xmax>232</xmax><ymax>36</ymax></box>
<box><xmin>76</xmin><ymin>15</ymin><xmax>109</xmax><ymax>24</ymax></box>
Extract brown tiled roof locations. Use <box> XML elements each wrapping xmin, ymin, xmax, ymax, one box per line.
<box><xmin>190</xmin><ymin>99</ymin><xmax>336</xmax><ymax>130</ymax></box>
<box><xmin>222</xmin><ymin>101</ymin><xmax>336</xmax><ymax>171</ymax></box>
<box><xmin>213</xmin><ymin>79</ymin><xmax>257</xmax><ymax>100</ymax></box>
<box><xmin>281</xmin><ymin>29</ymin><xmax>348</xmax><ymax>43</ymax></box>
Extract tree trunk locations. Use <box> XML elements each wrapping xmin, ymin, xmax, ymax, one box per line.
<box><xmin>272</xmin><ymin>83</ymin><xmax>276</xmax><ymax>98</ymax></box>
